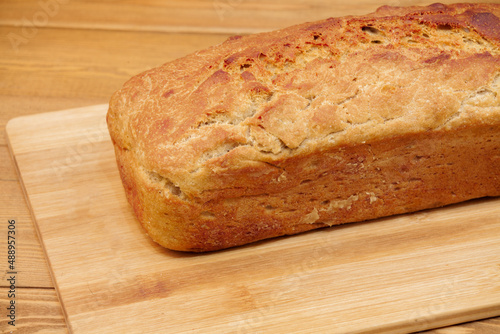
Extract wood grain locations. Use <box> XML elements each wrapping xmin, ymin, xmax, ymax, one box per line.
<box><xmin>0</xmin><ymin>27</ymin><xmax>229</xmax><ymax>98</ymax></box>
<box><xmin>0</xmin><ymin>287</ymin><xmax>67</xmax><ymax>333</ymax></box>
<box><xmin>424</xmin><ymin>318</ymin><xmax>500</xmax><ymax>334</ymax></box>
<box><xmin>0</xmin><ymin>145</ymin><xmax>18</xmax><ymax>182</ymax></box>
<box><xmin>1</xmin><ymin>0</ymin><xmax>499</xmax><ymax>34</ymax></box>
<box><xmin>0</xmin><ymin>26</ymin><xmax>230</xmax><ymax>146</ymax></box>
<box><xmin>0</xmin><ymin>147</ymin><xmax>55</xmax><ymax>289</ymax></box>
<box><xmin>6</xmin><ymin>105</ymin><xmax>500</xmax><ymax>333</ymax></box>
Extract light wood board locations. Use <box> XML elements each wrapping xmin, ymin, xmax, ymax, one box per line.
<box><xmin>6</xmin><ymin>104</ymin><xmax>500</xmax><ymax>334</ymax></box>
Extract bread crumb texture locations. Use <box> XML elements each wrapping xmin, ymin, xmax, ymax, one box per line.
<box><xmin>108</xmin><ymin>3</ymin><xmax>500</xmax><ymax>251</ymax></box>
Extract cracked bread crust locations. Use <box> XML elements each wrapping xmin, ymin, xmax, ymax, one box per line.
<box><xmin>107</xmin><ymin>3</ymin><xmax>500</xmax><ymax>252</ymax></box>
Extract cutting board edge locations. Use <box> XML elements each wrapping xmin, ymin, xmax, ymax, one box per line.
<box><xmin>5</xmin><ymin>103</ymin><xmax>109</xmax><ymax>133</ymax></box>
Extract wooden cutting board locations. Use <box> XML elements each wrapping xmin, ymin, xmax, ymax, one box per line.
<box><xmin>6</xmin><ymin>104</ymin><xmax>500</xmax><ymax>334</ymax></box>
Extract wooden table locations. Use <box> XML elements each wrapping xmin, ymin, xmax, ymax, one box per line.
<box><xmin>1</xmin><ymin>0</ymin><xmax>499</xmax><ymax>332</ymax></box>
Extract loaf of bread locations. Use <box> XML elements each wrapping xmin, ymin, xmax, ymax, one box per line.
<box><xmin>107</xmin><ymin>3</ymin><xmax>500</xmax><ymax>252</ymax></box>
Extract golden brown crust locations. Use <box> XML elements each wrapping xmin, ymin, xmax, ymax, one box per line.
<box><xmin>107</xmin><ymin>3</ymin><xmax>500</xmax><ymax>251</ymax></box>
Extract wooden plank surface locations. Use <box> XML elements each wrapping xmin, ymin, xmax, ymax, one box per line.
<box><xmin>0</xmin><ymin>26</ymin><xmax>231</xmax><ymax>146</ymax></box>
<box><xmin>0</xmin><ymin>288</ymin><xmax>67</xmax><ymax>333</ymax></box>
<box><xmin>6</xmin><ymin>105</ymin><xmax>500</xmax><ymax>333</ymax></box>
<box><xmin>0</xmin><ymin>0</ymin><xmax>434</xmax><ymax>34</ymax></box>
<box><xmin>1</xmin><ymin>0</ymin><xmax>500</xmax><ymax>332</ymax></box>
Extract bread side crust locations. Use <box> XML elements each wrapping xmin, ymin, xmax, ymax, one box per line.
<box><xmin>108</xmin><ymin>3</ymin><xmax>500</xmax><ymax>251</ymax></box>
<box><xmin>114</xmin><ymin>120</ymin><xmax>499</xmax><ymax>251</ymax></box>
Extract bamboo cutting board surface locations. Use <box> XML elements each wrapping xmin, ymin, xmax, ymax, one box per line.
<box><xmin>6</xmin><ymin>104</ymin><xmax>500</xmax><ymax>334</ymax></box>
